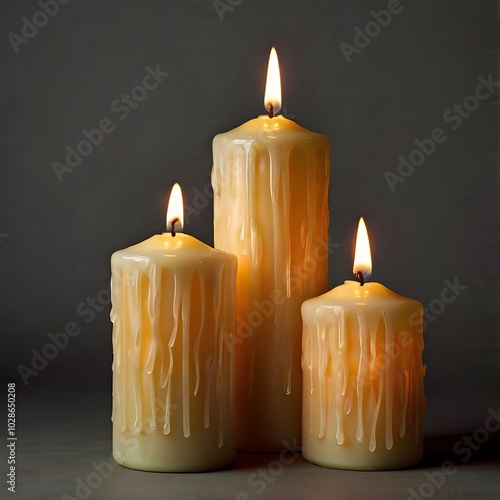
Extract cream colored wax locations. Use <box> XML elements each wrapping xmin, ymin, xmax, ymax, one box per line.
<box><xmin>301</xmin><ymin>281</ymin><xmax>426</xmax><ymax>470</ymax></box>
<box><xmin>212</xmin><ymin>115</ymin><xmax>330</xmax><ymax>451</ymax></box>
<box><xmin>110</xmin><ymin>233</ymin><xmax>237</xmax><ymax>472</ymax></box>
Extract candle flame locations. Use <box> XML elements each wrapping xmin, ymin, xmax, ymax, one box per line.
<box><xmin>264</xmin><ymin>47</ymin><xmax>282</xmax><ymax>115</ymax></box>
<box><xmin>166</xmin><ymin>183</ymin><xmax>184</xmax><ymax>233</ymax></box>
<box><xmin>353</xmin><ymin>217</ymin><xmax>372</xmax><ymax>278</ymax></box>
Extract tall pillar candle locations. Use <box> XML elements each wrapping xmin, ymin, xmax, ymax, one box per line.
<box><xmin>111</xmin><ymin>184</ymin><xmax>237</xmax><ymax>472</ymax></box>
<box><xmin>301</xmin><ymin>218</ymin><xmax>426</xmax><ymax>470</ymax></box>
<box><xmin>211</xmin><ymin>48</ymin><xmax>330</xmax><ymax>451</ymax></box>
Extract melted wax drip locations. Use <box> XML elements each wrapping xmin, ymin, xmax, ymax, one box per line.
<box><xmin>303</xmin><ymin>308</ymin><xmax>425</xmax><ymax>452</ymax></box>
<box><xmin>212</xmin><ymin>138</ymin><xmax>329</xmax><ymax>400</ymax></box>
<box><xmin>111</xmin><ymin>261</ymin><xmax>233</xmax><ymax>447</ymax></box>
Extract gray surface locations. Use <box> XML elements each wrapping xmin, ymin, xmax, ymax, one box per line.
<box><xmin>12</xmin><ymin>388</ymin><xmax>500</xmax><ymax>499</ymax></box>
<box><xmin>0</xmin><ymin>0</ymin><xmax>499</xmax><ymax>497</ymax></box>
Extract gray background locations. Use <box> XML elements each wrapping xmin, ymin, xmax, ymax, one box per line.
<box><xmin>0</xmin><ymin>1</ymin><xmax>499</xmax><ymax>498</ymax></box>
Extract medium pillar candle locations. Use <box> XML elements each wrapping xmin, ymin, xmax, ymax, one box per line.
<box><xmin>110</xmin><ymin>184</ymin><xmax>237</xmax><ymax>472</ymax></box>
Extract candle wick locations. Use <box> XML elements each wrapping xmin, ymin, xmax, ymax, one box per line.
<box><xmin>354</xmin><ymin>271</ymin><xmax>365</xmax><ymax>286</ymax></box>
<box><xmin>170</xmin><ymin>217</ymin><xmax>179</xmax><ymax>237</ymax></box>
<box><xmin>268</xmin><ymin>103</ymin><xmax>275</xmax><ymax>118</ymax></box>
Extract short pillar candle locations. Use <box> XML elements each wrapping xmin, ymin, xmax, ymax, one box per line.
<box><xmin>301</xmin><ymin>218</ymin><xmax>426</xmax><ymax>470</ymax></box>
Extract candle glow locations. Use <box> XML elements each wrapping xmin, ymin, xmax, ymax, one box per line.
<box><xmin>353</xmin><ymin>217</ymin><xmax>372</xmax><ymax>278</ymax></box>
<box><xmin>264</xmin><ymin>47</ymin><xmax>282</xmax><ymax>114</ymax></box>
<box><xmin>166</xmin><ymin>182</ymin><xmax>184</xmax><ymax>233</ymax></box>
